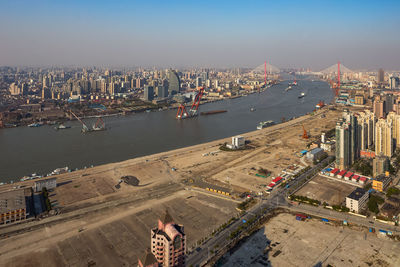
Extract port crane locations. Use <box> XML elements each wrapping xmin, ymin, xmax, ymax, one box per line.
<box><xmin>176</xmin><ymin>87</ymin><xmax>205</xmax><ymax>119</ymax></box>
<box><xmin>70</xmin><ymin>110</ymin><xmax>105</xmax><ymax>133</ymax></box>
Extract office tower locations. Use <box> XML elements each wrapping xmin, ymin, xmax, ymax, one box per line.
<box><xmin>196</xmin><ymin>77</ymin><xmax>202</xmax><ymax>89</ymax></box>
<box><xmin>168</xmin><ymin>70</ymin><xmax>180</xmax><ymax>95</ymax></box>
<box><xmin>108</xmin><ymin>82</ymin><xmax>119</xmax><ymax>95</ymax></box>
<box><xmin>200</xmin><ymin>71</ymin><xmax>208</xmax><ymax>83</ymax></box>
<box><xmin>357</xmin><ymin>110</ymin><xmax>375</xmax><ymax>151</ymax></box>
<box><xmin>378</xmin><ymin>68</ymin><xmax>385</xmax><ymax>85</ymax></box>
<box><xmin>156</xmin><ymin>86</ymin><xmax>168</xmax><ymax>98</ymax></box>
<box><xmin>373</xmin><ymin>154</ymin><xmax>390</xmax><ymax>178</ymax></box>
<box><xmin>373</xmin><ymin>99</ymin><xmax>386</xmax><ymax>119</ymax></box>
<box><xmin>375</xmin><ymin>118</ymin><xmax>393</xmax><ymax>157</ymax></box>
<box><xmin>214</xmin><ymin>80</ymin><xmax>219</xmax><ymax>88</ymax></box>
<box><xmin>100</xmin><ymin>80</ymin><xmax>107</xmax><ymax>94</ymax></box>
<box><xmin>144</xmin><ymin>85</ymin><xmax>154</xmax><ymax>101</ymax></box>
<box><xmin>136</xmin><ymin>78</ymin><xmax>145</xmax><ymax>88</ymax></box>
<box><xmin>206</xmin><ymin>79</ymin><xmax>211</xmax><ymax>87</ymax></box>
<box><xmin>43</xmin><ymin>76</ymin><xmax>50</xmax><ymax>88</ymax></box>
<box><xmin>9</xmin><ymin>83</ymin><xmax>19</xmax><ymax>95</ymax></box>
<box><xmin>151</xmin><ymin>210</ymin><xmax>186</xmax><ymax>267</ymax></box>
<box><xmin>389</xmin><ymin>76</ymin><xmax>399</xmax><ymax>89</ymax></box>
<box><xmin>21</xmin><ymin>83</ymin><xmax>28</xmax><ymax>95</ymax></box>
<box><xmin>385</xmin><ymin>94</ymin><xmax>394</xmax><ymax>112</ymax></box>
<box><xmin>41</xmin><ymin>87</ymin><xmax>51</xmax><ymax>99</ymax></box>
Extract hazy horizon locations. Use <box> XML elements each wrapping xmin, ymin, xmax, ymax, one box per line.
<box><xmin>1</xmin><ymin>0</ymin><xmax>399</xmax><ymax>70</ymax></box>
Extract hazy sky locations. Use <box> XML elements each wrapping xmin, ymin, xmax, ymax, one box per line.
<box><xmin>0</xmin><ymin>0</ymin><xmax>399</xmax><ymax>70</ymax></box>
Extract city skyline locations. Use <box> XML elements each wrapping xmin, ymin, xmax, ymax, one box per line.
<box><xmin>1</xmin><ymin>0</ymin><xmax>399</xmax><ymax>70</ymax></box>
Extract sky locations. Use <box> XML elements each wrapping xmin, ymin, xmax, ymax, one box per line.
<box><xmin>0</xmin><ymin>0</ymin><xmax>399</xmax><ymax>70</ymax></box>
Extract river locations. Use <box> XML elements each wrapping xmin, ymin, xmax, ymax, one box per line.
<box><xmin>0</xmin><ymin>77</ymin><xmax>333</xmax><ymax>182</ymax></box>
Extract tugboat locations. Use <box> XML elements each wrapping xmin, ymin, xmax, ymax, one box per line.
<box><xmin>257</xmin><ymin>120</ymin><xmax>275</xmax><ymax>130</ymax></box>
<box><xmin>298</xmin><ymin>92</ymin><xmax>306</xmax><ymax>99</ymax></box>
<box><xmin>54</xmin><ymin>124</ymin><xmax>71</xmax><ymax>130</ymax></box>
<box><xmin>28</xmin><ymin>122</ymin><xmax>43</xmax><ymax>127</ymax></box>
<box><xmin>250</xmin><ymin>107</ymin><xmax>256</xmax><ymax>112</ymax></box>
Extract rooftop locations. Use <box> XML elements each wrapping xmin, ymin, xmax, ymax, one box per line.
<box><xmin>139</xmin><ymin>249</ymin><xmax>158</xmax><ymax>267</ymax></box>
<box><xmin>0</xmin><ymin>189</ymin><xmax>27</xmax><ymax>214</ymax></box>
<box><xmin>347</xmin><ymin>188</ymin><xmax>367</xmax><ymax>201</ymax></box>
<box><xmin>375</xmin><ymin>175</ymin><xmax>391</xmax><ymax>183</ymax></box>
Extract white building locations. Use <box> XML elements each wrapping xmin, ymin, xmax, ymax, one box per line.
<box><xmin>346</xmin><ymin>188</ymin><xmax>369</xmax><ymax>213</ymax></box>
<box><xmin>34</xmin><ymin>177</ymin><xmax>57</xmax><ymax>192</ymax></box>
<box><xmin>320</xmin><ymin>141</ymin><xmax>335</xmax><ymax>152</ymax></box>
<box><xmin>232</xmin><ymin>136</ymin><xmax>245</xmax><ymax>149</ymax></box>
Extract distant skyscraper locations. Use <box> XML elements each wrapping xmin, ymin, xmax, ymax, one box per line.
<box><xmin>196</xmin><ymin>77</ymin><xmax>202</xmax><ymax>89</ymax></box>
<box><xmin>385</xmin><ymin>94</ymin><xmax>394</xmax><ymax>113</ymax></box>
<box><xmin>136</xmin><ymin>78</ymin><xmax>145</xmax><ymax>88</ymax></box>
<box><xmin>200</xmin><ymin>71</ymin><xmax>208</xmax><ymax>83</ymax></box>
<box><xmin>167</xmin><ymin>70</ymin><xmax>180</xmax><ymax>95</ymax></box>
<box><xmin>43</xmin><ymin>76</ymin><xmax>50</xmax><ymax>88</ymax></box>
<box><xmin>389</xmin><ymin>76</ymin><xmax>399</xmax><ymax>89</ymax></box>
<box><xmin>144</xmin><ymin>85</ymin><xmax>154</xmax><ymax>101</ymax></box>
<box><xmin>378</xmin><ymin>68</ymin><xmax>385</xmax><ymax>85</ymax></box>
<box><xmin>150</xmin><ymin>210</ymin><xmax>186</xmax><ymax>267</ymax></box>
<box><xmin>375</xmin><ymin>118</ymin><xmax>393</xmax><ymax>157</ymax></box>
<box><xmin>156</xmin><ymin>86</ymin><xmax>168</xmax><ymax>98</ymax></box>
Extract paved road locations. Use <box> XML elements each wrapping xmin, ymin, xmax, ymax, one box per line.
<box><xmin>186</xmin><ymin>156</ymin><xmax>399</xmax><ymax>266</ymax></box>
<box><xmin>288</xmin><ymin>204</ymin><xmax>399</xmax><ymax>233</ymax></box>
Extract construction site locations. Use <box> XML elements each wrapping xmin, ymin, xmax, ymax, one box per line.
<box><xmin>221</xmin><ymin>213</ymin><xmax>400</xmax><ymax>267</ymax></box>
<box><xmin>0</xmin><ymin>106</ymin><xmax>342</xmax><ymax>266</ymax></box>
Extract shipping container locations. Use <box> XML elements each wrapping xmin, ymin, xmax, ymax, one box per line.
<box><xmin>321</xmin><ymin>218</ymin><xmax>329</xmax><ymax>222</ymax></box>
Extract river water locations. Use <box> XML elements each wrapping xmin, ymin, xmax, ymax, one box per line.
<box><xmin>0</xmin><ymin>77</ymin><xmax>333</xmax><ymax>182</ymax></box>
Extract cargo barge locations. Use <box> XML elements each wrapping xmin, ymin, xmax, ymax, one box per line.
<box><xmin>200</xmin><ymin>110</ymin><xmax>227</xmax><ymax>116</ymax></box>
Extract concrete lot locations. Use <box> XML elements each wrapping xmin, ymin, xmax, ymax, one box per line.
<box><xmin>221</xmin><ymin>213</ymin><xmax>400</xmax><ymax>267</ymax></box>
<box><xmin>296</xmin><ymin>175</ymin><xmax>357</xmax><ymax>206</ymax></box>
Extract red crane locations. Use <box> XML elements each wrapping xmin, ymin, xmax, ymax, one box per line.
<box><xmin>336</xmin><ymin>61</ymin><xmax>341</xmax><ymax>96</ymax></box>
<box><xmin>302</xmin><ymin>124</ymin><xmax>309</xmax><ymax>139</ymax></box>
<box><xmin>176</xmin><ymin>87</ymin><xmax>205</xmax><ymax>119</ymax></box>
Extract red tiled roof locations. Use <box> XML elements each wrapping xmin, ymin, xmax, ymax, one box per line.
<box><xmin>345</xmin><ymin>172</ymin><xmax>353</xmax><ymax>178</ymax></box>
<box><xmin>272</xmin><ymin>177</ymin><xmax>283</xmax><ymax>183</ymax></box>
<box><xmin>331</xmin><ymin>168</ymin><xmax>339</xmax><ymax>173</ymax></box>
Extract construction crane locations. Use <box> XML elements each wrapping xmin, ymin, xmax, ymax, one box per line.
<box><xmin>176</xmin><ymin>87</ymin><xmax>205</xmax><ymax>119</ymax></box>
<box><xmin>302</xmin><ymin>124</ymin><xmax>309</xmax><ymax>139</ymax></box>
<box><xmin>70</xmin><ymin>110</ymin><xmax>105</xmax><ymax>133</ymax></box>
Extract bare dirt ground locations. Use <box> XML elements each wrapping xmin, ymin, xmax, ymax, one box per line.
<box><xmin>0</xmin><ymin>107</ymin><xmax>342</xmax><ymax>266</ymax></box>
<box><xmin>296</xmin><ymin>175</ymin><xmax>357</xmax><ymax>206</ymax></box>
<box><xmin>221</xmin><ymin>213</ymin><xmax>400</xmax><ymax>267</ymax></box>
<box><xmin>1</xmin><ymin>190</ymin><xmax>238</xmax><ymax>266</ymax></box>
